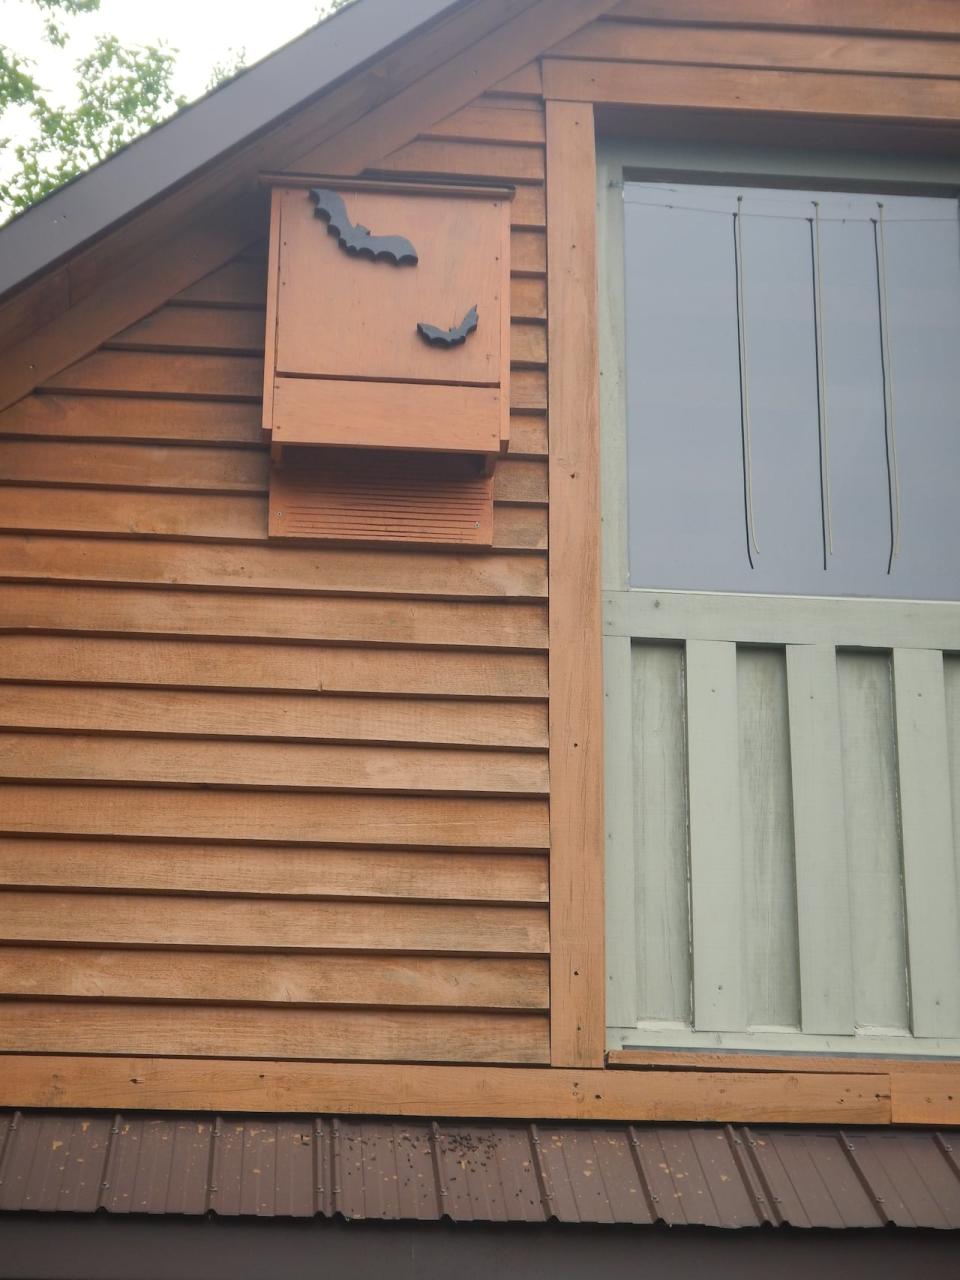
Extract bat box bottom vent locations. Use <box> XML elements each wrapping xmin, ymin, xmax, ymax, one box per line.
<box><xmin>268</xmin><ymin>447</ymin><xmax>494</xmax><ymax>546</ymax></box>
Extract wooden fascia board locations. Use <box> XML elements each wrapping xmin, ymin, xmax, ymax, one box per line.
<box><xmin>0</xmin><ymin>1055</ymin><xmax>896</xmax><ymax>1123</ymax></box>
<box><xmin>286</xmin><ymin>0</ymin><xmax>622</xmax><ymax>175</ymax></box>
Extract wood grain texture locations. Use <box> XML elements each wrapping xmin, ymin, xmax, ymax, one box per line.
<box><xmin>0</xmin><ymin>838</ymin><xmax>548</xmax><ymax>904</ymax></box>
<box><xmin>0</xmin><ymin>439</ymin><xmax>268</xmax><ymax>492</ymax></box>
<box><xmin>42</xmin><ymin>351</ymin><xmax>264</xmax><ymax>400</ymax></box>
<box><xmin>424</xmin><ymin>101</ymin><xmax>546</xmax><ymax>145</ymax></box>
<box><xmin>0</xmin><ymin>635</ymin><xmax>548</xmax><ymax>699</ymax></box>
<box><xmin>0</xmin><ymin>889</ymin><xmax>548</xmax><ymax>955</ymax></box>
<box><xmin>545</xmin><ymin>100</ymin><xmax>605</xmax><ymax>1068</ymax></box>
<box><xmin>271</xmin><ymin>379</ymin><xmax>502</xmax><ymax>455</ymax></box>
<box><xmin>289</xmin><ymin>0</ymin><xmax>622</xmax><ymax>175</ymax></box>
<box><xmin>550</xmin><ymin>21</ymin><xmax>960</xmax><ymax>78</ymax></box>
<box><xmin>0</xmin><ymin>484</ymin><xmax>546</xmax><ymax>550</ymax></box>
<box><xmin>0</xmin><ymin>394</ymin><xmax>264</xmax><ymax>444</ymax></box>
<box><xmin>377</xmin><ymin>139</ymin><xmax>545</xmax><ymax>182</ymax></box>
<box><xmin>0</xmin><ymin>732</ymin><xmax>549</xmax><ymax>797</ymax></box>
<box><xmin>891</xmin><ymin>1068</ymin><xmax>960</xmax><ymax>1125</ymax></box>
<box><xmin>609</xmin><ymin>0</ymin><xmax>960</xmax><ymax>36</ymax></box>
<box><xmin>1</xmin><ymin>584</ymin><xmax>548</xmax><ymax>650</ymax></box>
<box><xmin>0</xmin><ymin>1056</ymin><xmax>892</xmax><ymax>1123</ymax></box>
<box><xmin>0</xmin><ymin>946</ymin><xmax>549</xmax><ymax>1010</ymax></box>
<box><xmin>542</xmin><ymin>58</ymin><xmax>960</xmax><ymax>124</ymax></box>
<box><xmin>0</xmin><ymin>534</ymin><xmax>546</xmax><ymax>600</ymax></box>
<box><xmin>0</xmin><ymin>785</ymin><xmax>550</xmax><ymax>849</ymax></box>
<box><xmin>0</xmin><ymin>198</ymin><xmax>266</xmax><ymax>416</ymax></box>
<box><xmin>109</xmin><ymin>305</ymin><xmax>267</xmax><ymax>354</ymax></box>
<box><xmin>0</xmin><ymin>684</ymin><xmax>547</xmax><ymax>749</ymax></box>
<box><xmin>0</xmin><ymin>1001</ymin><xmax>550</xmax><ymax>1064</ymax></box>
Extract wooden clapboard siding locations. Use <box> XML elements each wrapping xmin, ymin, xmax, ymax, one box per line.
<box><xmin>0</xmin><ymin>890</ymin><xmax>548</xmax><ymax>954</ymax></box>
<box><xmin>0</xmin><ymin>95</ymin><xmax>554</xmax><ymax>1071</ymax></box>
<box><xmin>0</xmin><ymin>685</ymin><xmax>548</xmax><ymax>749</ymax></box>
<box><xmin>0</xmin><ymin>733</ymin><xmax>548</xmax><ymax>796</ymax></box>
<box><xmin>0</xmin><ymin>635</ymin><xmax>547</xmax><ymax>699</ymax></box>
<box><xmin>0</xmin><ymin>946</ymin><xmax>549</xmax><ymax>1010</ymax></box>
<box><xmin>0</xmin><ymin>1002</ymin><xmax>549</xmax><ymax>1064</ymax></box>
<box><xmin>0</xmin><ymin>838</ymin><xmax>548</xmax><ymax>903</ymax></box>
<box><xmin>0</xmin><ymin>785</ymin><xmax>550</xmax><ymax>848</ymax></box>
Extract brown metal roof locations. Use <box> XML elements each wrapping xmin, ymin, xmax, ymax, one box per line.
<box><xmin>1</xmin><ymin>1112</ymin><xmax>959</xmax><ymax>1229</ymax></box>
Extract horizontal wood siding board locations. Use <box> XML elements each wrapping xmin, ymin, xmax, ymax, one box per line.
<box><xmin>0</xmin><ymin>685</ymin><xmax>548</xmax><ymax>750</ymax></box>
<box><xmin>0</xmin><ymin>889</ymin><xmax>549</xmax><ymax>955</ymax></box>
<box><xmin>0</xmin><ymin>1056</ymin><xmax>892</xmax><ymax>1122</ymax></box>
<box><xmin>0</xmin><ymin>440</ymin><xmax>268</xmax><ymax>492</ymax></box>
<box><xmin>0</xmin><ymin>732</ymin><xmax>549</xmax><ymax>797</ymax></box>
<box><xmin>0</xmin><ymin>535</ymin><xmax>546</xmax><ymax>601</ymax></box>
<box><xmin>0</xmin><ymin>838</ymin><xmax>549</xmax><ymax>904</ymax></box>
<box><xmin>108</xmin><ymin>305</ymin><xmax>267</xmax><ymax>355</ymax></box>
<box><xmin>542</xmin><ymin>58</ymin><xmax>960</xmax><ymax>125</ymax></box>
<box><xmin>422</xmin><ymin>102</ymin><xmax>546</xmax><ymax>144</ymax></box>
<box><xmin>549</xmin><ymin>22</ymin><xmax>960</xmax><ymax>79</ymax></box>
<box><xmin>0</xmin><ymin>785</ymin><xmax>551</xmax><ymax>849</ymax></box>
<box><xmin>0</xmin><ymin>1002</ymin><xmax>550</xmax><ymax>1064</ymax></box>
<box><xmin>0</xmin><ymin>487</ymin><xmax>546</xmax><ymax>553</ymax></box>
<box><xmin>0</xmin><ymin>395</ymin><xmax>265</xmax><ymax>445</ymax></box>
<box><xmin>0</xmin><ymin>946</ymin><xmax>550</xmax><ymax>1010</ymax></box>
<box><xmin>0</xmin><ymin>635</ymin><xmax>548</xmax><ymax>699</ymax></box>
<box><xmin>42</xmin><ymin>351</ymin><xmax>264</xmax><ymax>400</ymax></box>
<box><xmin>376</xmin><ymin>140</ymin><xmax>545</xmax><ymax>182</ymax></box>
<box><xmin>608</xmin><ymin>0</ymin><xmax>960</xmax><ymax>37</ymax></box>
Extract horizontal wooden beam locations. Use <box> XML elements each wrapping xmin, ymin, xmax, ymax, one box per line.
<box><xmin>608</xmin><ymin>0</ymin><xmax>960</xmax><ymax>38</ymax></box>
<box><xmin>0</xmin><ymin>1055</ymin><xmax>893</xmax><ymax>1123</ymax></box>
<box><xmin>542</xmin><ymin>58</ymin><xmax>960</xmax><ymax>124</ymax></box>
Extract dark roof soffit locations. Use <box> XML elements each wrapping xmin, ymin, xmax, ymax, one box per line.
<box><xmin>0</xmin><ymin>0</ymin><xmax>467</xmax><ymax>305</ymax></box>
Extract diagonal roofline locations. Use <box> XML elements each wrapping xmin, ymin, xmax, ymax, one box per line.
<box><xmin>0</xmin><ymin>0</ymin><xmax>467</xmax><ymax>304</ymax></box>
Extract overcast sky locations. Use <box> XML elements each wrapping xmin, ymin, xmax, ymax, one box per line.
<box><xmin>5</xmin><ymin>0</ymin><xmax>338</xmax><ymax>120</ymax></box>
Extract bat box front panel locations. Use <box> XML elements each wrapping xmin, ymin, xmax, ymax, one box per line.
<box><xmin>273</xmin><ymin>186</ymin><xmax>506</xmax><ymax>387</ymax></box>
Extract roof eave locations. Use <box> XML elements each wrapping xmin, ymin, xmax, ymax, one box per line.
<box><xmin>0</xmin><ymin>0</ymin><xmax>467</xmax><ymax>305</ymax></box>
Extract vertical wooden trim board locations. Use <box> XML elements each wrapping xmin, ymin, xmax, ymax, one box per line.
<box><xmin>545</xmin><ymin>98</ymin><xmax>605</xmax><ymax>1068</ymax></box>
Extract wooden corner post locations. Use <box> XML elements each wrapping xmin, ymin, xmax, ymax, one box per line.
<box><xmin>546</xmin><ymin>98</ymin><xmax>605</xmax><ymax>1067</ymax></box>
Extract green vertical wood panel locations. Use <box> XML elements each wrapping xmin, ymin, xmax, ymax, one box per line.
<box><xmin>837</xmin><ymin>651</ymin><xmax>909</xmax><ymax>1033</ymax></box>
<box><xmin>686</xmin><ymin>639</ymin><xmax>745</xmax><ymax>1032</ymax></box>
<box><xmin>631</xmin><ymin>640</ymin><xmax>691</xmax><ymax>1026</ymax></box>
<box><xmin>945</xmin><ymin>656</ymin><xmax>960</xmax><ymax>894</ymax></box>
<box><xmin>786</xmin><ymin>644</ymin><xmax>855</xmax><ymax>1035</ymax></box>
<box><xmin>604</xmin><ymin>635</ymin><xmax>638</xmax><ymax>1029</ymax></box>
<box><xmin>737</xmin><ymin>647</ymin><xmax>800</xmax><ymax>1030</ymax></box>
<box><xmin>893</xmin><ymin>647</ymin><xmax>960</xmax><ymax>1038</ymax></box>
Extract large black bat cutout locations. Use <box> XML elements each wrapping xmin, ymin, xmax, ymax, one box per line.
<box><xmin>309</xmin><ymin>189</ymin><xmax>418</xmax><ymax>266</ymax></box>
<box><xmin>417</xmin><ymin>305</ymin><xmax>479</xmax><ymax>349</ymax></box>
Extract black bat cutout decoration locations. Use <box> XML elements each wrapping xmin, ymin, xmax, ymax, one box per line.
<box><xmin>417</xmin><ymin>305</ymin><xmax>479</xmax><ymax>349</ymax></box>
<box><xmin>309</xmin><ymin>188</ymin><xmax>418</xmax><ymax>266</ymax></box>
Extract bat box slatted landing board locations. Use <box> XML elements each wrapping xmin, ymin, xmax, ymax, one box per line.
<box><xmin>263</xmin><ymin>177</ymin><xmax>513</xmax><ymax>547</ymax></box>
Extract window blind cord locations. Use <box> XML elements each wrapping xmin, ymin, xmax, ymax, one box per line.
<box><xmin>873</xmin><ymin>203</ymin><xmax>902</xmax><ymax>573</ymax></box>
<box><xmin>810</xmin><ymin>202</ymin><xmax>834</xmax><ymax>567</ymax></box>
<box><xmin>734</xmin><ymin>197</ymin><xmax>760</xmax><ymax>566</ymax></box>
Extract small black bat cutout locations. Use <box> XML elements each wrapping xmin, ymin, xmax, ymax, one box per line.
<box><xmin>417</xmin><ymin>305</ymin><xmax>479</xmax><ymax>348</ymax></box>
<box><xmin>309</xmin><ymin>188</ymin><xmax>418</xmax><ymax>266</ymax></box>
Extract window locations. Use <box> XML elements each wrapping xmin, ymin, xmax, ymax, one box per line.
<box><xmin>600</xmin><ymin>141</ymin><xmax>960</xmax><ymax>1058</ymax></box>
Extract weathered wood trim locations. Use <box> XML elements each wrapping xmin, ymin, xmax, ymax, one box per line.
<box><xmin>542</xmin><ymin>57</ymin><xmax>960</xmax><ymax>123</ymax></box>
<box><xmin>290</xmin><ymin>0</ymin><xmax>621</xmax><ymax>174</ymax></box>
<box><xmin>0</xmin><ymin>1055</ymin><xmax>892</xmax><ymax>1123</ymax></box>
<box><xmin>545</xmin><ymin>99</ymin><xmax>605</xmax><ymax>1069</ymax></box>
<box><xmin>608</xmin><ymin>0</ymin><xmax>960</xmax><ymax>38</ymax></box>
